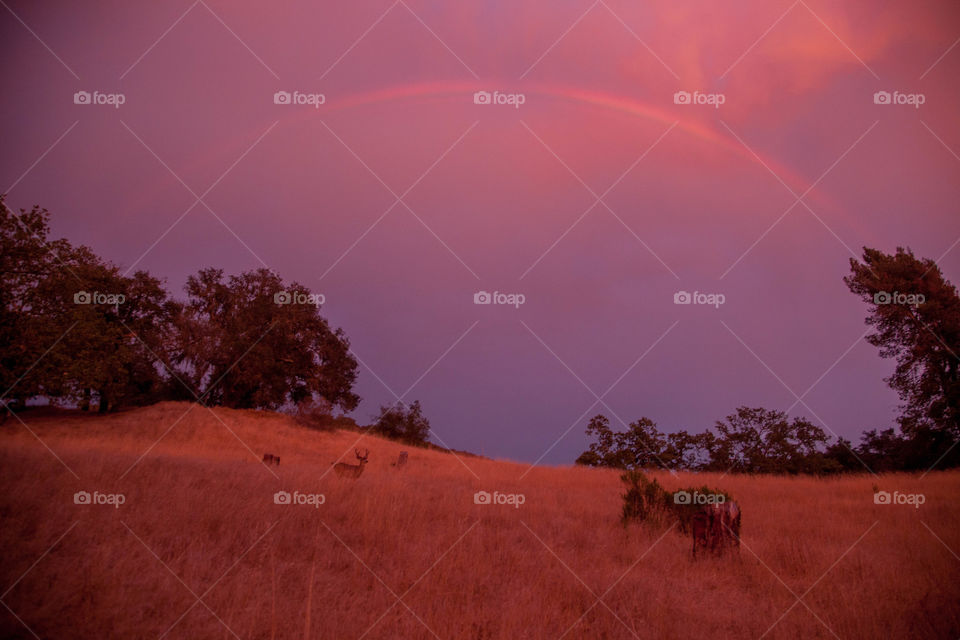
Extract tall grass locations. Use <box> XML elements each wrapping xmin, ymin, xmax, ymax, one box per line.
<box><xmin>0</xmin><ymin>402</ymin><xmax>957</xmax><ymax>639</ymax></box>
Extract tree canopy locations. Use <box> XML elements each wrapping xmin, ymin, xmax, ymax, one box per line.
<box><xmin>845</xmin><ymin>246</ymin><xmax>960</xmax><ymax>437</ymax></box>
<box><xmin>371</xmin><ymin>400</ymin><xmax>431</xmax><ymax>445</ymax></box>
<box><xmin>576</xmin><ymin>407</ymin><xmax>837</xmax><ymax>474</ymax></box>
<box><xmin>1</xmin><ymin>197</ymin><xmax>359</xmax><ymax>415</ymax></box>
<box><xmin>576</xmin><ymin>246</ymin><xmax>960</xmax><ymax>474</ymax></box>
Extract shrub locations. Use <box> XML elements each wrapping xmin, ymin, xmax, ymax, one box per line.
<box><xmin>620</xmin><ymin>470</ymin><xmax>672</xmax><ymax>526</ymax></box>
<box><xmin>620</xmin><ymin>471</ymin><xmax>735</xmax><ymax>534</ymax></box>
<box><xmin>372</xmin><ymin>400</ymin><xmax>431</xmax><ymax>445</ymax></box>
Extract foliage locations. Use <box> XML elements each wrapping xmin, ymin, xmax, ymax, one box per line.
<box><xmin>1</xmin><ymin>198</ymin><xmax>360</xmax><ymax>416</ymax></box>
<box><xmin>620</xmin><ymin>470</ymin><xmax>735</xmax><ymax>534</ymax></box>
<box><xmin>620</xmin><ymin>470</ymin><xmax>672</xmax><ymax>526</ymax></box>
<box><xmin>579</xmin><ymin>407</ymin><xmax>835</xmax><ymax>474</ymax></box>
<box><xmin>1</xmin><ymin>199</ymin><xmax>179</xmax><ymax>411</ymax></box>
<box><xmin>710</xmin><ymin>407</ymin><xmax>831</xmax><ymax>473</ymax></box>
<box><xmin>575</xmin><ymin>415</ymin><xmax>694</xmax><ymax>469</ymax></box>
<box><xmin>845</xmin><ymin>246</ymin><xmax>960</xmax><ymax>437</ymax></box>
<box><xmin>171</xmin><ymin>268</ymin><xmax>359</xmax><ymax>412</ymax></box>
<box><xmin>371</xmin><ymin>400</ymin><xmax>431</xmax><ymax>445</ymax></box>
<box><xmin>575</xmin><ymin>245</ymin><xmax>960</xmax><ymax>474</ymax></box>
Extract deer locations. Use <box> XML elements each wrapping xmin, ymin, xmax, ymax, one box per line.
<box><xmin>392</xmin><ymin>451</ymin><xmax>408</xmax><ymax>468</ymax></box>
<box><xmin>263</xmin><ymin>453</ymin><xmax>280</xmax><ymax>466</ymax></box>
<box><xmin>691</xmin><ymin>501</ymin><xmax>741</xmax><ymax>558</ymax></box>
<box><xmin>333</xmin><ymin>448</ymin><xmax>369</xmax><ymax>479</ymax></box>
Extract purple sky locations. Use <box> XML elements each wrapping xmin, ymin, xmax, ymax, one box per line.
<box><xmin>2</xmin><ymin>0</ymin><xmax>959</xmax><ymax>463</ymax></box>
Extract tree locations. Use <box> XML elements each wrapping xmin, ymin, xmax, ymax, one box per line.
<box><xmin>173</xmin><ymin>268</ymin><xmax>359</xmax><ymax>411</ymax></box>
<box><xmin>664</xmin><ymin>430</ymin><xmax>715</xmax><ymax>470</ymax></box>
<box><xmin>30</xmin><ymin>245</ymin><xmax>177</xmax><ymax>411</ymax></box>
<box><xmin>575</xmin><ymin>415</ymin><xmax>622</xmax><ymax>467</ymax></box>
<box><xmin>575</xmin><ymin>414</ymin><xmax>676</xmax><ymax>470</ymax></box>
<box><xmin>824</xmin><ymin>437</ymin><xmax>861</xmax><ymax>472</ymax></box>
<box><xmin>2</xmin><ymin>201</ymin><xmax>361</xmax><ymax>417</ymax></box>
<box><xmin>845</xmin><ymin>247</ymin><xmax>960</xmax><ymax>437</ymax></box>
<box><xmin>854</xmin><ymin>424</ymin><xmax>958</xmax><ymax>471</ymax></box>
<box><xmin>1</xmin><ymin>199</ymin><xmax>176</xmax><ymax>412</ymax></box>
<box><xmin>372</xmin><ymin>400</ymin><xmax>431</xmax><ymax>445</ymax></box>
<box><xmin>855</xmin><ymin>428</ymin><xmax>908</xmax><ymax>472</ymax></box>
<box><xmin>621</xmin><ymin>417</ymin><xmax>669</xmax><ymax>468</ymax></box>
<box><xmin>710</xmin><ymin>407</ymin><xmax>830</xmax><ymax>473</ymax></box>
<box><xmin>0</xmin><ymin>199</ymin><xmax>74</xmax><ymax>409</ymax></box>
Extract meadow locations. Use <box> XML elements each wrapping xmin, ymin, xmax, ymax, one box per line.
<box><xmin>1</xmin><ymin>402</ymin><xmax>957</xmax><ymax>639</ymax></box>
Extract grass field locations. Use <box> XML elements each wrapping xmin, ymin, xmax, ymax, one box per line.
<box><xmin>1</xmin><ymin>402</ymin><xmax>957</xmax><ymax>639</ymax></box>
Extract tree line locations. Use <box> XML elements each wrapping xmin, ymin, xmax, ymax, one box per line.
<box><xmin>1</xmin><ymin>198</ymin><xmax>360</xmax><ymax>416</ymax></box>
<box><xmin>577</xmin><ymin>247</ymin><xmax>960</xmax><ymax>473</ymax></box>
<box><xmin>3</xmin><ymin>199</ymin><xmax>957</xmax><ymax>468</ymax></box>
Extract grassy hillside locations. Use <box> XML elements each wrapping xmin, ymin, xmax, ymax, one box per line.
<box><xmin>1</xmin><ymin>403</ymin><xmax>958</xmax><ymax>639</ymax></box>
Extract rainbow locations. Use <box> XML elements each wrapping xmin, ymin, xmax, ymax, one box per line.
<box><xmin>131</xmin><ymin>81</ymin><xmax>856</xmax><ymax>237</ymax></box>
<box><xmin>313</xmin><ymin>81</ymin><xmax>833</xmax><ymax>208</ymax></box>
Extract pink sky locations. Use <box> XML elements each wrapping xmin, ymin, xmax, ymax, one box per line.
<box><xmin>2</xmin><ymin>0</ymin><xmax>959</xmax><ymax>462</ymax></box>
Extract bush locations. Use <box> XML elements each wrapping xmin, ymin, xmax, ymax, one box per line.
<box><xmin>620</xmin><ymin>471</ymin><xmax>735</xmax><ymax>534</ymax></box>
<box><xmin>372</xmin><ymin>400</ymin><xmax>431</xmax><ymax>445</ymax></box>
<box><xmin>620</xmin><ymin>470</ymin><xmax>672</xmax><ymax>526</ymax></box>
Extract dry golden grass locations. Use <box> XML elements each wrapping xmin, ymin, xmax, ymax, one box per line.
<box><xmin>1</xmin><ymin>402</ymin><xmax>958</xmax><ymax>639</ymax></box>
